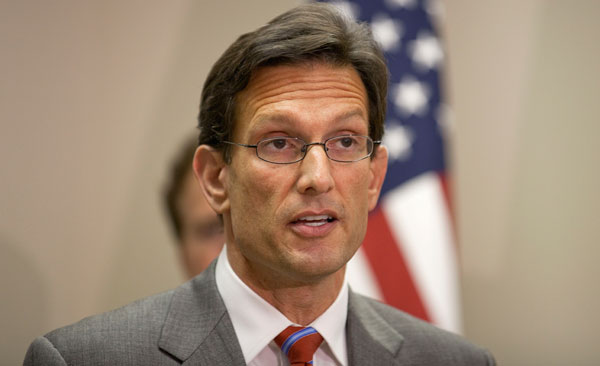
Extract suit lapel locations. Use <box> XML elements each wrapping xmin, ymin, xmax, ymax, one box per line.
<box><xmin>346</xmin><ymin>290</ymin><xmax>404</xmax><ymax>366</ymax></box>
<box><xmin>182</xmin><ymin>314</ymin><xmax>246</xmax><ymax>366</ymax></box>
<box><xmin>158</xmin><ymin>261</ymin><xmax>245</xmax><ymax>365</ymax></box>
<box><xmin>158</xmin><ymin>264</ymin><xmax>405</xmax><ymax>365</ymax></box>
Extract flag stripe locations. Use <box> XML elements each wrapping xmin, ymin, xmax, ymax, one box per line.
<box><xmin>361</xmin><ymin>206</ymin><xmax>430</xmax><ymax>321</ymax></box>
<box><xmin>382</xmin><ymin>173</ymin><xmax>461</xmax><ymax>332</ymax></box>
<box><xmin>438</xmin><ymin>172</ymin><xmax>456</xmax><ymax>238</ymax></box>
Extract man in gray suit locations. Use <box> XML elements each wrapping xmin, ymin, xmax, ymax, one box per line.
<box><xmin>24</xmin><ymin>3</ymin><xmax>495</xmax><ymax>365</ymax></box>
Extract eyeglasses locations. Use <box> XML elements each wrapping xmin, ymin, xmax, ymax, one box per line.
<box><xmin>222</xmin><ymin>135</ymin><xmax>380</xmax><ymax>164</ymax></box>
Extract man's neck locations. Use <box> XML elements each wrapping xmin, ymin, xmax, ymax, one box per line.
<box><xmin>257</xmin><ymin>273</ymin><xmax>345</xmax><ymax>325</ymax></box>
<box><xmin>227</xmin><ymin>247</ymin><xmax>346</xmax><ymax>325</ymax></box>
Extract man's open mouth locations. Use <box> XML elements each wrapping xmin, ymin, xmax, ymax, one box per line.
<box><xmin>292</xmin><ymin>215</ymin><xmax>336</xmax><ymax>227</ymax></box>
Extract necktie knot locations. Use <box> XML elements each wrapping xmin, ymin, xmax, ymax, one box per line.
<box><xmin>275</xmin><ymin>326</ymin><xmax>324</xmax><ymax>365</ymax></box>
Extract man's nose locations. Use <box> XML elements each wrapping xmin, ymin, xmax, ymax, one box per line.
<box><xmin>296</xmin><ymin>144</ymin><xmax>335</xmax><ymax>195</ymax></box>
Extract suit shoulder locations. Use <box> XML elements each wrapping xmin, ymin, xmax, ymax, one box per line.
<box><xmin>350</xmin><ymin>294</ymin><xmax>495</xmax><ymax>365</ymax></box>
<box><xmin>24</xmin><ymin>336</ymin><xmax>67</xmax><ymax>366</ymax></box>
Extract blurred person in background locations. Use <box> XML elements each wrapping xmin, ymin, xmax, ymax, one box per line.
<box><xmin>164</xmin><ymin>136</ymin><xmax>224</xmax><ymax>278</ymax></box>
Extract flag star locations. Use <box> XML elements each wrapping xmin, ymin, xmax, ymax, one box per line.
<box><xmin>328</xmin><ymin>0</ymin><xmax>360</xmax><ymax>19</ymax></box>
<box><xmin>409</xmin><ymin>31</ymin><xmax>443</xmax><ymax>71</ymax></box>
<box><xmin>385</xmin><ymin>0</ymin><xmax>418</xmax><ymax>9</ymax></box>
<box><xmin>383</xmin><ymin>123</ymin><xmax>413</xmax><ymax>162</ymax></box>
<box><xmin>370</xmin><ymin>14</ymin><xmax>403</xmax><ymax>52</ymax></box>
<box><xmin>393</xmin><ymin>77</ymin><xmax>430</xmax><ymax>116</ymax></box>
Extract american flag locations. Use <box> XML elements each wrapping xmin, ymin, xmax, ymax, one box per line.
<box><xmin>319</xmin><ymin>0</ymin><xmax>461</xmax><ymax>333</ymax></box>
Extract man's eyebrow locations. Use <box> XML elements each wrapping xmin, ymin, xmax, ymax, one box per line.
<box><xmin>252</xmin><ymin>113</ymin><xmax>295</xmax><ymax>127</ymax></box>
<box><xmin>336</xmin><ymin>108</ymin><xmax>368</xmax><ymax>122</ymax></box>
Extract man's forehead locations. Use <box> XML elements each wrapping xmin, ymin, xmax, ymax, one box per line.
<box><xmin>232</xmin><ymin>62</ymin><xmax>368</xmax><ymax>133</ymax></box>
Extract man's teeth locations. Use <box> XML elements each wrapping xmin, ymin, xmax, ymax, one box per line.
<box><xmin>297</xmin><ymin>215</ymin><xmax>333</xmax><ymax>226</ymax></box>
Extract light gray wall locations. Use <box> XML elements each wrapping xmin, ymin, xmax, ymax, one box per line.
<box><xmin>1</xmin><ymin>1</ymin><xmax>598</xmax><ymax>365</ymax></box>
<box><xmin>447</xmin><ymin>1</ymin><xmax>600</xmax><ymax>364</ymax></box>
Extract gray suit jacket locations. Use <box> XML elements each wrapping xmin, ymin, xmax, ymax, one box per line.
<box><xmin>24</xmin><ymin>262</ymin><xmax>495</xmax><ymax>365</ymax></box>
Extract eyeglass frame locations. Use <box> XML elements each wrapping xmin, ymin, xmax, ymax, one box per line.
<box><xmin>222</xmin><ymin>135</ymin><xmax>381</xmax><ymax>164</ymax></box>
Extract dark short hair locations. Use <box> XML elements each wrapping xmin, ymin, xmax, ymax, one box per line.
<box><xmin>163</xmin><ymin>137</ymin><xmax>197</xmax><ymax>241</ymax></box>
<box><xmin>198</xmin><ymin>3</ymin><xmax>388</xmax><ymax>161</ymax></box>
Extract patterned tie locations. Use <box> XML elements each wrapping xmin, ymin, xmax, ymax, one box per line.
<box><xmin>274</xmin><ymin>326</ymin><xmax>324</xmax><ymax>365</ymax></box>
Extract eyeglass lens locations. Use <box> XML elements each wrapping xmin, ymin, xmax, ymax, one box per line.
<box><xmin>256</xmin><ymin>136</ymin><xmax>372</xmax><ymax>163</ymax></box>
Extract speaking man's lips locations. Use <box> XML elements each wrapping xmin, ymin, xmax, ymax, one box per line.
<box><xmin>289</xmin><ymin>211</ymin><xmax>338</xmax><ymax>237</ymax></box>
<box><xmin>292</xmin><ymin>214</ymin><xmax>334</xmax><ymax>226</ymax></box>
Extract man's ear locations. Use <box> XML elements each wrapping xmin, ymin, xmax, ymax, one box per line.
<box><xmin>193</xmin><ymin>145</ymin><xmax>229</xmax><ymax>214</ymax></box>
<box><xmin>367</xmin><ymin>145</ymin><xmax>388</xmax><ymax>211</ymax></box>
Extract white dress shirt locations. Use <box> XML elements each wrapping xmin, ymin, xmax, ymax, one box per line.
<box><xmin>215</xmin><ymin>247</ymin><xmax>349</xmax><ymax>366</ymax></box>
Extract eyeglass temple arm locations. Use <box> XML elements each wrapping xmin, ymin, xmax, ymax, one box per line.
<box><xmin>222</xmin><ymin>141</ymin><xmax>258</xmax><ymax>148</ymax></box>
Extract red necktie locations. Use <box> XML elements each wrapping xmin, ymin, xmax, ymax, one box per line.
<box><xmin>274</xmin><ymin>326</ymin><xmax>324</xmax><ymax>365</ymax></box>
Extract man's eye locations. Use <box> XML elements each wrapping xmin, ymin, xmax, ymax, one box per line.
<box><xmin>271</xmin><ymin>138</ymin><xmax>288</xmax><ymax>149</ymax></box>
<box><xmin>340</xmin><ymin>137</ymin><xmax>355</xmax><ymax>148</ymax></box>
<box><xmin>331</xmin><ymin>136</ymin><xmax>358</xmax><ymax>149</ymax></box>
<box><xmin>263</xmin><ymin>138</ymin><xmax>298</xmax><ymax>151</ymax></box>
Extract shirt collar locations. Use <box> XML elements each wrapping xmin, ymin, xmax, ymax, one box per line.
<box><xmin>215</xmin><ymin>245</ymin><xmax>349</xmax><ymax>365</ymax></box>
